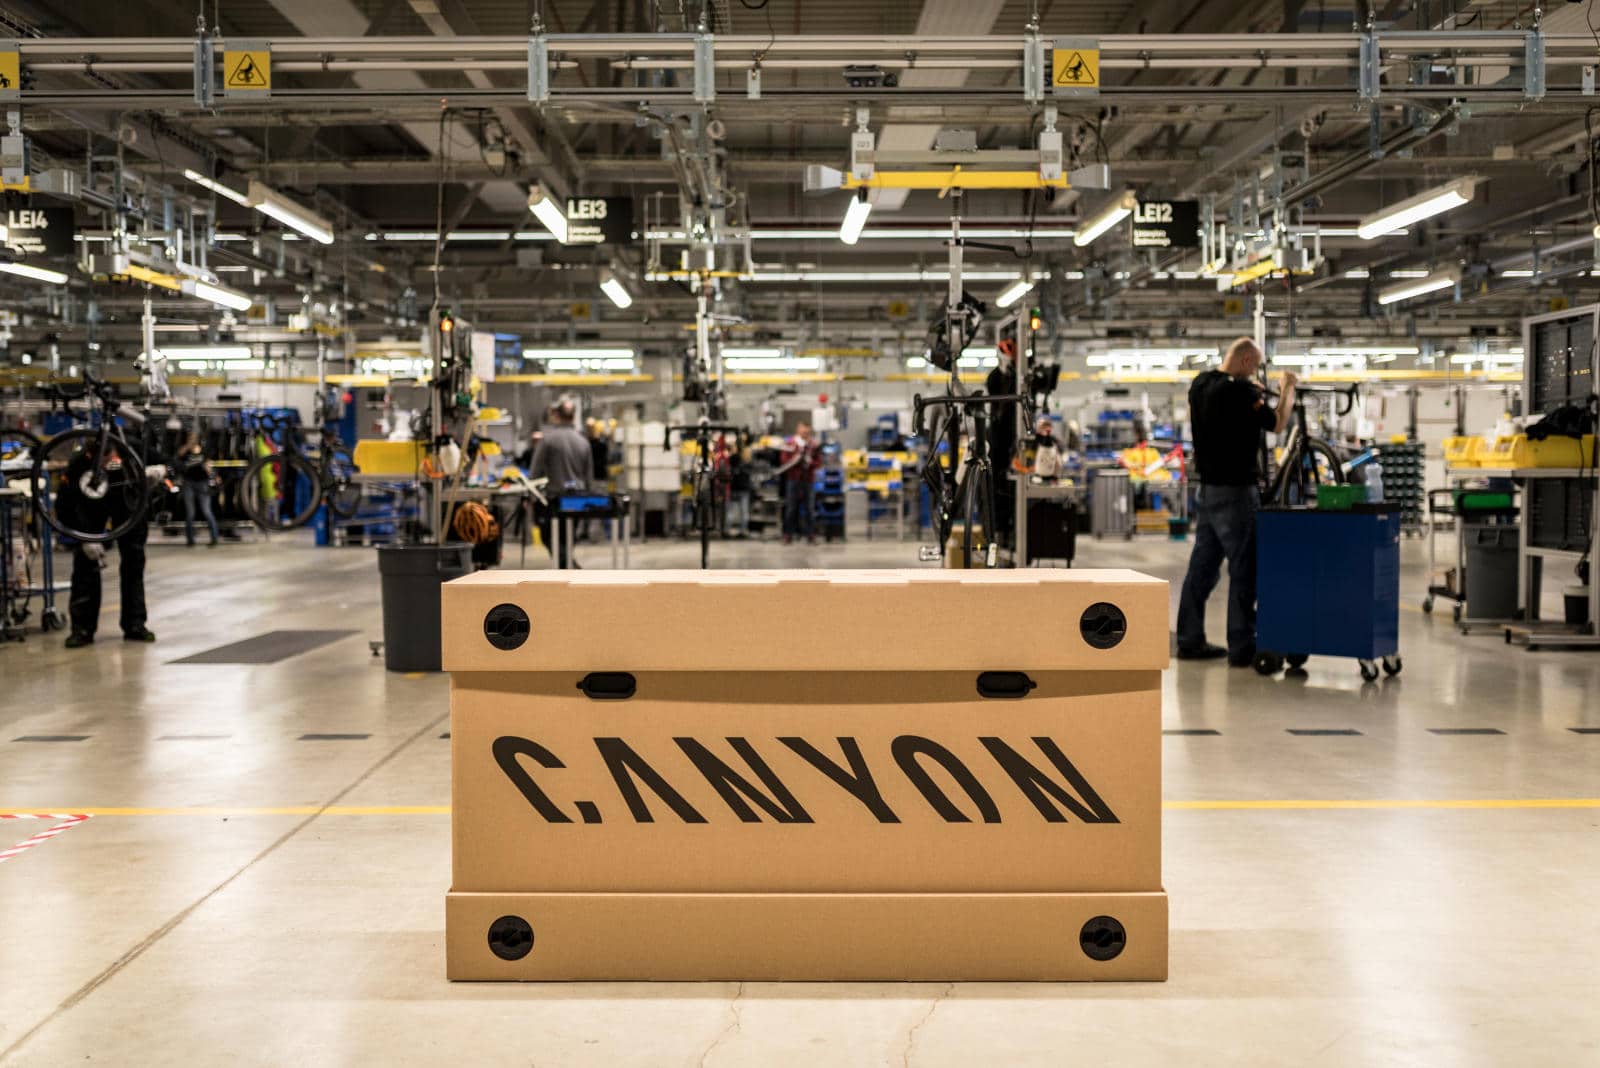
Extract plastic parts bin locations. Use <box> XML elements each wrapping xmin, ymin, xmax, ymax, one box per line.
<box><xmin>377</xmin><ymin>543</ymin><xmax>474</xmax><ymax>671</ymax></box>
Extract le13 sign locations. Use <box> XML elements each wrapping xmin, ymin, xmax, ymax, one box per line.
<box><xmin>1130</xmin><ymin>199</ymin><xmax>1199</xmax><ymax>249</ymax></box>
<box><xmin>564</xmin><ymin>196</ymin><xmax>635</xmax><ymax>245</ymax></box>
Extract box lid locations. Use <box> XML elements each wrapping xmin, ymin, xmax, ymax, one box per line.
<box><xmin>442</xmin><ymin>568</ymin><xmax>1168</xmax><ymax>672</ymax></box>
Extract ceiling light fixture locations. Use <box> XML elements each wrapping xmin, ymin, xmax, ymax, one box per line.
<box><xmin>599</xmin><ymin>269</ymin><xmax>635</xmax><ymax>309</ymax></box>
<box><xmin>1308</xmin><ymin>345</ymin><xmax>1421</xmax><ymax>356</ymax></box>
<box><xmin>1074</xmin><ymin>191</ymin><xmax>1137</xmax><ymax>247</ymax></box>
<box><xmin>183</xmin><ymin>278</ymin><xmax>254</xmax><ymax>312</ymax></box>
<box><xmin>528</xmin><ymin>185</ymin><xmax>568</xmax><ymax>244</ymax></box>
<box><xmin>0</xmin><ymin>262</ymin><xmax>70</xmax><ymax>285</ymax></box>
<box><xmin>1357</xmin><ymin>177</ymin><xmax>1477</xmax><ymax>241</ymax></box>
<box><xmin>246</xmin><ymin>180</ymin><xmax>335</xmax><ymax>245</ymax></box>
<box><xmin>1377</xmin><ymin>269</ymin><xmax>1458</xmax><ymax>305</ymax></box>
<box><xmin>995</xmin><ymin>275</ymin><xmax>1034</xmax><ymax>308</ymax></box>
<box><xmin>839</xmin><ymin>191</ymin><xmax>873</xmax><ymax>246</ymax></box>
<box><xmin>182</xmin><ymin>169</ymin><xmax>250</xmax><ymax>206</ymax></box>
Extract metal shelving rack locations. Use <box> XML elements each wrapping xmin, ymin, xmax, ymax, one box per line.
<box><xmin>1505</xmin><ymin>305</ymin><xmax>1599</xmax><ymax>649</ymax></box>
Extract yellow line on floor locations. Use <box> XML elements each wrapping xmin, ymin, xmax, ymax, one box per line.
<box><xmin>3</xmin><ymin>799</ymin><xmax>1598</xmax><ymax>817</ymax></box>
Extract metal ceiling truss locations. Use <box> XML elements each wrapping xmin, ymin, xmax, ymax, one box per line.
<box><xmin>9</xmin><ymin>31</ymin><xmax>1600</xmax><ymax>109</ymax></box>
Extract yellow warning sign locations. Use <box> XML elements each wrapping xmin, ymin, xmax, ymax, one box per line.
<box><xmin>569</xmin><ymin>301</ymin><xmax>592</xmax><ymax>321</ymax></box>
<box><xmin>1052</xmin><ymin>42</ymin><xmax>1100</xmax><ymax>91</ymax></box>
<box><xmin>1222</xmin><ymin>296</ymin><xmax>1246</xmax><ymax>316</ymax></box>
<box><xmin>224</xmin><ymin>45</ymin><xmax>271</xmax><ymax>93</ymax></box>
<box><xmin>1548</xmin><ymin>296</ymin><xmax>1570</xmax><ymax>313</ymax></box>
<box><xmin>0</xmin><ymin>49</ymin><xmax>18</xmax><ymax>95</ymax></box>
<box><xmin>887</xmin><ymin>300</ymin><xmax>911</xmax><ymax>319</ymax></box>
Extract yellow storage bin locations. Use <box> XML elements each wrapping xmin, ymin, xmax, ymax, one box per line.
<box><xmin>1442</xmin><ymin>436</ymin><xmax>1483</xmax><ymax>468</ymax></box>
<box><xmin>1478</xmin><ymin>434</ymin><xmax>1596</xmax><ymax>470</ymax></box>
<box><xmin>352</xmin><ymin>439</ymin><xmax>427</xmax><ymax>476</ymax></box>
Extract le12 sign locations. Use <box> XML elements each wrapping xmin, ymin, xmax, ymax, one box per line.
<box><xmin>564</xmin><ymin>196</ymin><xmax>635</xmax><ymax>245</ymax></box>
<box><xmin>1130</xmin><ymin>199</ymin><xmax>1199</xmax><ymax>250</ymax></box>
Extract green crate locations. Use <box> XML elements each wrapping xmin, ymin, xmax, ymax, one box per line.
<box><xmin>1316</xmin><ymin>484</ymin><xmax>1366</xmax><ymax>510</ymax></box>
<box><xmin>1454</xmin><ymin>490</ymin><xmax>1514</xmax><ymax>511</ymax></box>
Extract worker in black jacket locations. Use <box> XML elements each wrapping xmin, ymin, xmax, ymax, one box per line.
<box><xmin>985</xmin><ymin>339</ymin><xmax>1020</xmax><ymax>547</ymax></box>
<box><xmin>1175</xmin><ymin>337</ymin><xmax>1296</xmax><ymax>666</ymax></box>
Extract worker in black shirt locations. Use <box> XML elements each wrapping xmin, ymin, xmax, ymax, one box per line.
<box><xmin>1176</xmin><ymin>337</ymin><xmax>1296</xmax><ymax>665</ymax></box>
<box><xmin>985</xmin><ymin>338</ymin><xmax>1020</xmax><ymax>547</ymax></box>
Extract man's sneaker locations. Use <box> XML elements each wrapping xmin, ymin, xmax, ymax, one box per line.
<box><xmin>1176</xmin><ymin>643</ymin><xmax>1228</xmax><ymax>661</ymax></box>
<box><xmin>64</xmin><ymin>632</ymin><xmax>94</xmax><ymax>649</ymax></box>
<box><xmin>123</xmin><ymin>628</ymin><xmax>156</xmax><ymax>643</ymax></box>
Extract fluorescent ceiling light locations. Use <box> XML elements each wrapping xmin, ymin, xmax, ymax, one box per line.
<box><xmin>721</xmin><ymin>227</ymin><xmax>1078</xmax><ymax>241</ymax></box>
<box><xmin>1377</xmin><ymin>270</ymin><xmax>1457</xmax><ymax>305</ymax></box>
<box><xmin>957</xmin><ymin>347</ymin><xmax>999</xmax><ymax>369</ymax></box>
<box><xmin>0</xmin><ymin>262</ymin><xmax>70</xmax><ymax>285</ymax></box>
<box><xmin>183</xmin><ymin>278</ymin><xmax>253</xmax><ymax>312</ymax></box>
<box><xmin>545</xmin><ymin>356</ymin><xmax>637</xmax><ymax>371</ymax></box>
<box><xmin>176</xmin><ymin>358</ymin><xmax>267</xmax><ymax>370</ymax></box>
<box><xmin>157</xmin><ymin>345</ymin><xmax>255</xmax><ymax>361</ymax></box>
<box><xmin>1343</xmin><ymin>268</ymin><xmax>1371</xmax><ymax>279</ymax></box>
<box><xmin>839</xmin><ymin>192</ymin><xmax>872</xmax><ymax>246</ymax></box>
<box><xmin>725</xmin><ymin>355</ymin><xmax>822</xmax><ymax>371</ymax></box>
<box><xmin>523</xmin><ymin>347</ymin><xmax>635</xmax><ymax>361</ymax></box>
<box><xmin>1499</xmin><ymin>269</ymin><xmax>1534</xmax><ymax>278</ymax></box>
<box><xmin>246</xmin><ymin>180</ymin><xmax>335</xmax><ymax>245</ymax></box>
<box><xmin>1357</xmin><ymin>177</ymin><xmax>1476</xmax><ymax>241</ymax></box>
<box><xmin>736</xmin><ymin>269</ymin><xmax>1050</xmax><ymax>284</ymax></box>
<box><xmin>528</xmin><ymin>186</ymin><xmax>568</xmax><ymax>244</ymax></box>
<box><xmin>722</xmin><ymin>347</ymin><xmax>786</xmax><ymax>360</ymax></box>
<box><xmin>1308</xmin><ymin>345</ymin><xmax>1420</xmax><ymax>356</ymax></box>
<box><xmin>183</xmin><ymin>168</ymin><xmax>250</xmax><ymax>206</ymax></box>
<box><xmin>599</xmin><ymin>271</ymin><xmax>634</xmax><ymax>309</ymax></box>
<box><xmin>995</xmin><ymin>275</ymin><xmax>1034</xmax><ymax>308</ymax></box>
<box><xmin>1074</xmin><ymin>191</ymin><xmax>1137</xmax><ymax>247</ymax></box>
<box><xmin>1388</xmin><ymin>269</ymin><xmax>1431</xmax><ymax>279</ymax></box>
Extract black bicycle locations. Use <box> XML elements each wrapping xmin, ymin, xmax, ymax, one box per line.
<box><xmin>915</xmin><ymin>392</ymin><xmax>1028</xmax><ymax>569</ymax></box>
<box><xmin>665</xmin><ymin>420</ymin><xmax>744</xmax><ymax>570</ymax></box>
<box><xmin>239</xmin><ymin>415</ymin><xmax>361</xmax><ymax>531</ymax></box>
<box><xmin>28</xmin><ymin>372</ymin><xmax>151</xmax><ymax>544</ymax></box>
<box><xmin>1264</xmin><ymin>384</ymin><xmax>1352</xmax><ymax>505</ymax></box>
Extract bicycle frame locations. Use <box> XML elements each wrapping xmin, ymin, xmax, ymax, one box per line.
<box><xmin>1264</xmin><ymin>384</ymin><xmax>1355</xmax><ymax>505</ymax></box>
<box><xmin>665</xmin><ymin>422</ymin><xmax>744</xmax><ymax>569</ymax></box>
<box><xmin>915</xmin><ymin>392</ymin><xmax>1029</xmax><ymax>567</ymax></box>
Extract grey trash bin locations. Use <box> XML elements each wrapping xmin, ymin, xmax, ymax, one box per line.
<box><xmin>377</xmin><ymin>543</ymin><xmax>474</xmax><ymax>672</ymax></box>
<box><xmin>1463</xmin><ymin>523</ymin><xmax>1519</xmax><ymax>621</ymax></box>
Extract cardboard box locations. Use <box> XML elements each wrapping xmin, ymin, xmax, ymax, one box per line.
<box><xmin>443</xmin><ymin>569</ymin><xmax>1168</xmax><ymax>981</ymax></box>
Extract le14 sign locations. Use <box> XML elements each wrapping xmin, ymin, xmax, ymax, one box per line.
<box><xmin>564</xmin><ymin>196</ymin><xmax>635</xmax><ymax>246</ymax></box>
<box><xmin>1130</xmin><ymin>199</ymin><xmax>1199</xmax><ymax>250</ymax></box>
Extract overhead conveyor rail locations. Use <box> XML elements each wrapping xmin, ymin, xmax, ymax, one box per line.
<box><xmin>9</xmin><ymin>31</ymin><xmax>1600</xmax><ymax>108</ymax></box>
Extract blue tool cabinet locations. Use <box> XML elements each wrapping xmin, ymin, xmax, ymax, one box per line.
<box><xmin>1255</xmin><ymin>506</ymin><xmax>1402</xmax><ymax>680</ymax></box>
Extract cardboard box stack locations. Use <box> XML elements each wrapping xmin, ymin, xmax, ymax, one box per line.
<box><xmin>443</xmin><ymin>568</ymin><xmax>1168</xmax><ymax>981</ymax></box>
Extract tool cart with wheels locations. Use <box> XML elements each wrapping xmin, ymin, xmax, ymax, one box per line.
<box><xmin>1254</xmin><ymin>504</ymin><xmax>1402</xmax><ymax>681</ymax></box>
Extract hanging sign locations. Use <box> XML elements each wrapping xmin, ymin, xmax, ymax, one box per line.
<box><xmin>1051</xmin><ymin>38</ymin><xmax>1100</xmax><ymax>97</ymax></box>
<box><xmin>223</xmin><ymin>41</ymin><xmax>272</xmax><ymax>96</ymax></box>
<box><xmin>564</xmin><ymin>196</ymin><xmax>635</xmax><ymax>245</ymax></box>
<box><xmin>1130</xmin><ymin>199</ymin><xmax>1201</xmax><ymax>249</ymax></box>
<box><xmin>4</xmin><ymin>203</ymin><xmax>74</xmax><ymax>256</ymax></box>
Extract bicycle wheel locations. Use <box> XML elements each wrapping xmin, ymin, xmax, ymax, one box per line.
<box><xmin>325</xmin><ymin>453</ymin><xmax>362</xmax><ymax>519</ymax></box>
<box><xmin>1306</xmin><ymin>439</ymin><xmax>1345</xmax><ymax>485</ymax></box>
<box><xmin>239</xmin><ymin>451</ymin><xmax>322</xmax><ymax>531</ymax></box>
<box><xmin>29</xmin><ymin>428</ymin><xmax>149</xmax><ymax>543</ymax></box>
<box><xmin>964</xmin><ymin>461</ymin><xmax>997</xmax><ymax>568</ymax></box>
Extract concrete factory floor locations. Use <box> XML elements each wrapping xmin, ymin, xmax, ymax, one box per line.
<box><xmin>1</xmin><ymin>531</ymin><xmax>1597</xmax><ymax>1067</ymax></box>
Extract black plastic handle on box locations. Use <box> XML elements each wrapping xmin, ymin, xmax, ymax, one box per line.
<box><xmin>975</xmin><ymin>672</ymin><xmax>1037</xmax><ymax>699</ymax></box>
<box><xmin>577</xmin><ymin>673</ymin><xmax>638</xmax><ymax>700</ymax></box>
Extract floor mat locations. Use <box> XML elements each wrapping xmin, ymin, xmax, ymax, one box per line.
<box><xmin>170</xmin><ymin>630</ymin><xmax>358</xmax><ymax>665</ymax></box>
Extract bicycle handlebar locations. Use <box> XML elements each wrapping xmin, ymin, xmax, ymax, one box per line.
<box><xmin>912</xmin><ymin>392</ymin><xmax>1030</xmax><ymax>437</ymax></box>
<box><xmin>1263</xmin><ymin>382</ymin><xmax>1357</xmax><ymax>416</ymax></box>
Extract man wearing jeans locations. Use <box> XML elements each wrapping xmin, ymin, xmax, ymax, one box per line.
<box><xmin>1176</xmin><ymin>337</ymin><xmax>1296</xmax><ymax>666</ymax></box>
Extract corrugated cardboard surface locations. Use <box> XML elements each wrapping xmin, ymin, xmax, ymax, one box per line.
<box><xmin>446</xmin><ymin>891</ymin><xmax>1168</xmax><ymax>981</ymax></box>
<box><xmin>444</xmin><ymin>568</ymin><xmax>1168</xmax><ymax>981</ymax></box>
<box><xmin>451</xmin><ymin>671</ymin><xmax>1160</xmax><ymax>893</ymax></box>
<box><xmin>441</xmin><ymin>569</ymin><xmax>1169</xmax><ymax>673</ymax></box>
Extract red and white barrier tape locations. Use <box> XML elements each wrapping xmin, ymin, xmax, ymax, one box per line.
<box><xmin>0</xmin><ymin>813</ymin><xmax>91</xmax><ymax>864</ymax></box>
